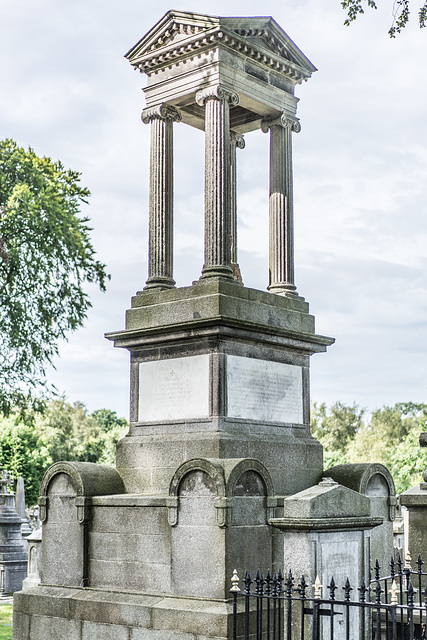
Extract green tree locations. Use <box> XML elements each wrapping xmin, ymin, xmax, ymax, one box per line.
<box><xmin>342</xmin><ymin>0</ymin><xmax>427</xmax><ymax>36</ymax></box>
<box><xmin>313</xmin><ymin>400</ymin><xmax>427</xmax><ymax>493</ymax></box>
<box><xmin>0</xmin><ymin>399</ymin><xmax>128</xmax><ymax>505</ymax></box>
<box><xmin>347</xmin><ymin>402</ymin><xmax>427</xmax><ymax>464</ymax></box>
<box><xmin>384</xmin><ymin>424</ymin><xmax>427</xmax><ymax>493</ymax></box>
<box><xmin>0</xmin><ymin>139</ymin><xmax>109</xmax><ymax>416</ymax></box>
<box><xmin>311</xmin><ymin>401</ymin><xmax>365</xmax><ymax>468</ymax></box>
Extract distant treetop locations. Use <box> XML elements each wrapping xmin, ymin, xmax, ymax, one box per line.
<box><xmin>342</xmin><ymin>0</ymin><xmax>427</xmax><ymax>36</ymax></box>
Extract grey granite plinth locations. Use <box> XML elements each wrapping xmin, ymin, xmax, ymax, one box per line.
<box><xmin>106</xmin><ymin>278</ymin><xmax>333</xmax><ymax>498</ymax></box>
<box><xmin>13</xmin><ymin>587</ymin><xmax>231</xmax><ymax>640</ymax></box>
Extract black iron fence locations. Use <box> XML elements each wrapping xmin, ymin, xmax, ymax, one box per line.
<box><xmin>231</xmin><ymin>554</ymin><xmax>427</xmax><ymax>640</ymax></box>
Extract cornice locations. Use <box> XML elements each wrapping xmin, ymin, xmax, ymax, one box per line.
<box><xmin>127</xmin><ymin>24</ymin><xmax>314</xmax><ymax>85</ymax></box>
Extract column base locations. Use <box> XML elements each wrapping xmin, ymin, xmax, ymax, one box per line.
<box><xmin>199</xmin><ymin>264</ymin><xmax>234</xmax><ymax>280</ymax></box>
<box><xmin>143</xmin><ymin>276</ymin><xmax>176</xmax><ymax>291</ymax></box>
<box><xmin>267</xmin><ymin>281</ymin><xmax>304</xmax><ymax>300</ymax></box>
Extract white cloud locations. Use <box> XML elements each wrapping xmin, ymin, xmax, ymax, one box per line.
<box><xmin>1</xmin><ymin>0</ymin><xmax>426</xmax><ymax>416</ymax></box>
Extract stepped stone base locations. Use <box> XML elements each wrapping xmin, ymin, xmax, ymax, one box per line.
<box><xmin>13</xmin><ymin>586</ymin><xmax>231</xmax><ymax>640</ymax></box>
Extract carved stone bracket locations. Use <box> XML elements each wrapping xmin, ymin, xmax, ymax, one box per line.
<box><xmin>195</xmin><ymin>84</ymin><xmax>239</xmax><ymax>107</ymax></box>
<box><xmin>214</xmin><ymin>496</ymin><xmax>234</xmax><ymax>527</ymax></box>
<box><xmin>261</xmin><ymin>113</ymin><xmax>301</xmax><ymax>134</ymax></box>
<box><xmin>141</xmin><ymin>104</ymin><xmax>182</xmax><ymax>124</ymax></box>
<box><xmin>267</xmin><ymin>496</ymin><xmax>279</xmax><ymax>522</ymax></box>
<box><xmin>166</xmin><ymin>496</ymin><xmax>179</xmax><ymax>526</ymax></box>
<box><xmin>38</xmin><ymin>496</ymin><xmax>48</xmax><ymax>523</ymax></box>
<box><xmin>75</xmin><ymin>496</ymin><xmax>92</xmax><ymax>524</ymax></box>
<box><xmin>389</xmin><ymin>495</ymin><xmax>397</xmax><ymax>522</ymax></box>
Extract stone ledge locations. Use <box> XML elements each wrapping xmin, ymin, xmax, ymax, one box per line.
<box><xmin>269</xmin><ymin>516</ymin><xmax>384</xmax><ymax>531</ymax></box>
<box><xmin>91</xmin><ymin>495</ymin><xmax>168</xmax><ymax>507</ymax></box>
<box><xmin>400</xmin><ymin>485</ymin><xmax>427</xmax><ymax>507</ymax></box>
<box><xmin>14</xmin><ymin>586</ymin><xmax>231</xmax><ymax>637</ymax></box>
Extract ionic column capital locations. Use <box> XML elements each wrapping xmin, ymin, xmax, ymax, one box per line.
<box><xmin>261</xmin><ymin>113</ymin><xmax>301</xmax><ymax>134</ymax></box>
<box><xmin>195</xmin><ymin>84</ymin><xmax>239</xmax><ymax>107</ymax></box>
<box><xmin>230</xmin><ymin>132</ymin><xmax>245</xmax><ymax>150</ymax></box>
<box><xmin>141</xmin><ymin>104</ymin><xmax>182</xmax><ymax>124</ymax></box>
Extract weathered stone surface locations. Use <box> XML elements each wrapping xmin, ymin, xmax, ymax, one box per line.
<box><xmin>14</xmin><ymin>587</ymin><xmax>230</xmax><ymax>639</ymax></box>
<box><xmin>324</xmin><ymin>463</ymin><xmax>396</xmax><ymax>572</ymax></box>
<box><xmin>0</xmin><ymin>468</ymin><xmax>28</xmax><ymax>595</ymax></box>
<box><xmin>400</xmin><ymin>486</ymin><xmax>427</xmax><ymax>562</ymax></box>
<box><xmin>142</xmin><ymin>104</ymin><xmax>180</xmax><ymax>291</ymax></box>
<box><xmin>13</xmin><ymin>10</ymin><xmax>340</xmax><ymax>640</ymax></box>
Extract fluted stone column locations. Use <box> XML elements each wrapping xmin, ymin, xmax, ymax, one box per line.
<box><xmin>196</xmin><ymin>85</ymin><xmax>239</xmax><ymax>280</ymax></box>
<box><xmin>230</xmin><ymin>132</ymin><xmax>245</xmax><ymax>283</ymax></box>
<box><xmin>141</xmin><ymin>104</ymin><xmax>181</xmax><ymax>290</ymax></box>
<box><xmin>261</xmin><ymin>114</ymin><xmax>301</xmax><ymax>296</ymax></box>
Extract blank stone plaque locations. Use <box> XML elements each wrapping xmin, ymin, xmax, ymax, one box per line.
<box><xmin>139</xmin><ymin>355</ymin><xmax>210</xmax><ymax>422</ymax></box>
<box><xmin>226</xmin><ymin>355</ymin><xmax>303</xmax><ymax>423</ymax></box>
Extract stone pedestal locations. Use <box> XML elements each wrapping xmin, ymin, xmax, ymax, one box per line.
<box><xmin>399</xmin><ymin>486</ymin><xmax>427</xmax><ymax>562</ymax></box>
<box><xmin>270</xmin><ymin>478</ymin><xmax>382</xmax><ymax>640</ymax></box>
<box><xmin>324</xmin><ymin>463</ymin><xmax>396</xmax><ymax>574</ymax></box>
<box><xmin>21</xmin><ymin>529</ymin><xmax>42</xmax><ymax>591</ymax></box>
<box><xmin>271</xmin><ymin>478</ymin><xmax>382</xmax><ymax>582</ymax></box>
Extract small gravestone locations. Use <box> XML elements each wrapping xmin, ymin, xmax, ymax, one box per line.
<box><xmin>15</xmin><ymin>477</ymin><xmax>32</xmax><ymax>543</ymax></box>
<box><xmin>0</xmin><ymin>468</ymin><xmax>27</xmax><ymax>596</ymax></box>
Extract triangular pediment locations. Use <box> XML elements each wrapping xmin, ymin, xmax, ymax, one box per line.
<box><xmin>125</xmin><ymin>10</ymin><xmax>221</xmax><ymax>66</ymax></box>
<box><xmin>220</xmin><ymin>16</ymin><xmax>317</xmax><ymax>74</ymax></box>
<box><xmin>126</xmin><ymin>10</ymin><xmax>316</xmax><ymax>82</ymax></box>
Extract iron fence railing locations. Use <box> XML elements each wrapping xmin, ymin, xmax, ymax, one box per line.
<box><xmin>230</xmin><ymin>553</ymin><xmax>427</xmax><ymax>640</ymax></box>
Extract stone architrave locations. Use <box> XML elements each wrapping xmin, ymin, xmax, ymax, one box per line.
<box><xmin>141</xmin><ymin>103</ymin><xmax>181</xmax><ymax>290</ymax></box>
<box><xmin>196</xmin><ymin>85</ymin><xmax>239</xmax><ymax>280</ymax></box>
<box><xmin>261</xmin><ymin>113</ymin><xmax>301</xmax><ymax>296</ymax></box>
<box><xmin>230</xmin><ymin>132</ymin><xmax>245</xmax><ymax>282</ymax></box>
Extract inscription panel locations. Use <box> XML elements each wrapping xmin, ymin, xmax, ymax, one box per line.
<box><xmin>138</xmin><ymin>355</ymin><xmax>210</xmax><ymax>422</ymax></box>
<box><xmin>226</xmin><ymin>355</ymin><xmax>303</xmax><ymax>423</ymax></box>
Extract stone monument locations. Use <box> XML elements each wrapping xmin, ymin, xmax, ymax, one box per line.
<box><xmin>14</xmin><ymin>11</ymin><xmax>398</xmax><ymax>640</ymax></box>
<box><xmin>0</xmin><ymin>468</ymin><xmax>28</xmax><ymax>597</ymax></box>
<box><xmin>399</xmin><ymin>432</ymin><xmax>427</xmax><ymax>562</ymax></box>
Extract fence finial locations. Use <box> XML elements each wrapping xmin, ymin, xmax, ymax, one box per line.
<box><xmin>390</xmin><ymin>580</ymin><xmax>398</xmax><ymax>606</ymax></box>
<box><xmin>313</xmin><ymin>575</ymin><xmax>322</xmax><ymax>599</ymax></box>
<box><xmin>230</xmin><ymin>569</ymin><xmax>240</xmax><ymax>592</ymax></box>
<box><xmin>405</xmin><ymin>551</ymin><xmax>412</xmax><ymax>570</ymax></box>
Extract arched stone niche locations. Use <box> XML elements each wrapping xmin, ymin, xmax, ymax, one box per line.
<box><xmin>38</xmin><ymin>462</ymin><xmax>124</xmax><ymax>587</ymax></box>
<box><xmin>324</xmin><ymin>463</ymin><xmax>396</xmax><ymax>572</ymax></box>
<box><xmin>225</xmin><ymin>459</ymin><xmax>274</xmax><ymax>585</ymax></box>
<box><xmin>170</xmin><ymin>459</ymin><xmax>226</xmax><ymax>598</ymax></box>
<box><xmin>169</xmin><ymin>458</ymin><xmax>275</xmax><ymax>598</ymax></box>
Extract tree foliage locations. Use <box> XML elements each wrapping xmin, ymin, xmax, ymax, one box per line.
<box><xmin>342</xmin><ymin>0</ymin><xmax>427</xmax><ymax>36</ymax></box>
<box><xmin>0</xmin><ymin>139</ymin><xmax>109</xmax><ymax>416</ymax></box>
<box><xmin>0</xmin><ymin>399</ymin><xmax>128</xmax><ymax>505</ymax></box>
<box><xmin>313</xmin><ymin>401</ymin><xmax>427</xmax><ymax>493</ymax></box>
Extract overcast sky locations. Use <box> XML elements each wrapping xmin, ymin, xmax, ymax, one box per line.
<box><xmin>1</xmin><ymin>0</ymin><xmax>426</xmax><ymax>418</ymax></box>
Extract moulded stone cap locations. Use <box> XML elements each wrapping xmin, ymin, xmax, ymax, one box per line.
<box><xmin>26</xmin><ymin>528</ymin><xmax>42</xmax><ymax>542</ymax></box>
<box><xmin>39</xmin><ymin>461</ymin><xmax>125</xmax><ymax>498</ymax></box>
<box><xmin>323</xmin><ymin>463</ymin><xmax>396</xmax><ymax>497</ymax></box>
<box><xmin>281</xmin><ymin>479</ymin><xmax>372</xmax><ymax>520</ymax></box>
<box><xmin>400</xmin><ymin>484</ymin><xmax>427</xmax><ymax>507</ymax></box>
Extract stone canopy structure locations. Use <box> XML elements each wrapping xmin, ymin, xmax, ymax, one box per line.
<box><xmin>13</xmin><ymin>11</ymin><xmax>393</xmax><ymax>640</ymax></box>
<box><xmin>125</xmin><ymin>9</ymin><xmax>316</xmax><ymax>295</ymax></box>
